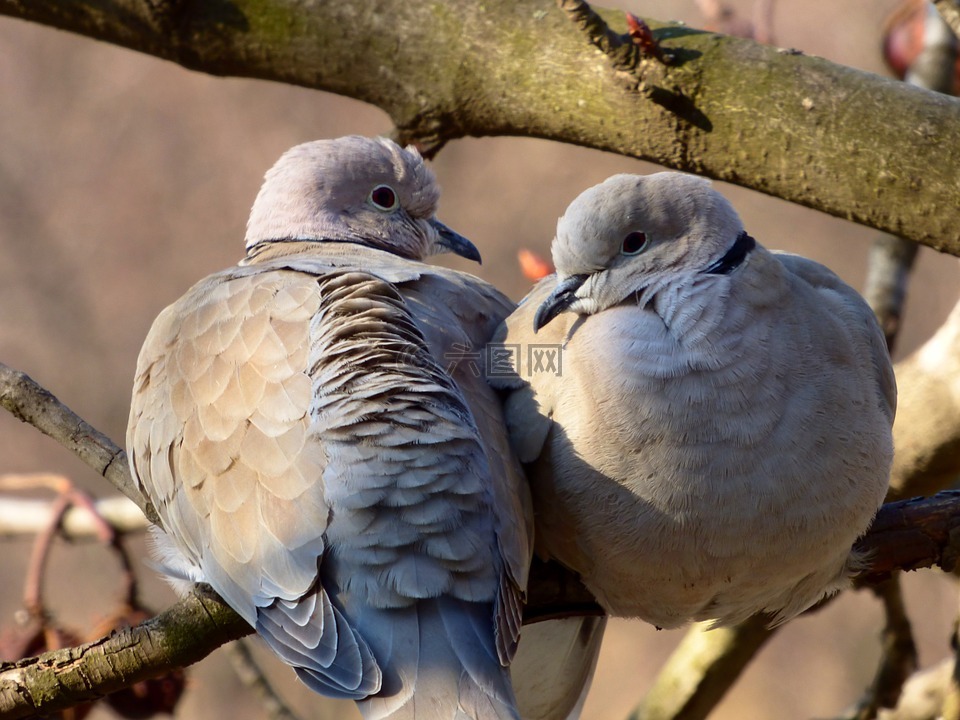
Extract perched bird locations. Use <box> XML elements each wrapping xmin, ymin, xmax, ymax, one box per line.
<box><xmin>127</xmin><ymin>136</ymin><xmax>538</xmax><ymax>719</ymax></box>
<box><xmin>490</xmin><ymin>172</ymin><xmax>896</xmax><ymax>629</ymax></box>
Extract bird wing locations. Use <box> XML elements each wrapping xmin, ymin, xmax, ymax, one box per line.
<box><xmin>128</xmin><ymin>265</ymin><xmax>388</xmax><ymax>698</ymax></box>
<box><xmin>775</xmin><ymin>251</ymin><xmax>897</xmax><ymax>420</ymax></box>
<box><xmin>253</xmin><ymin>245</ymin><xmax>533</xmax><ymax>660</ymax></box>
<box><xmin>399</xmin><ymin>267</ymin><xmax>534</xmax><ymax>664</ymax></box>
<box><xmin>129</xmin><ymin>256</ymin><xmax>529</xmax><ymax>700</ymax></box>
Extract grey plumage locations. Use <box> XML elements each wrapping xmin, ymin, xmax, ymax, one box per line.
<box><xmin>491</xmin><ymin>172</ymin><xmax>895</xmax><ymax>628</ymax></box>
<box><xmin>128</xmin><ymin>136</ymin><xmax>536</xmax><ymax>719</ymax></box>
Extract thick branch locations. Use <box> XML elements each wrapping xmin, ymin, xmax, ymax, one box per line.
<box><xmin>887</xmin><ymin>299</ymin><xmax>960</xmax><ymax>501</ymax></box>
<box><xmin>853</xmin><ymin>491</ymin><xmax>960</xmax><ymax>585</ymax></box>
<box><xmin>1</xmin><ymin>0</ymin><xmax>959</xmax><ymax>252</ymax></box>
<box><xmin>0</xmin><ymin>591</ymin><xmax>251</xmax><ymax>720</ymax></box>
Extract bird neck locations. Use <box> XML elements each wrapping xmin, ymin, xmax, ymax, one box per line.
<box><xmin>647</xmin><ymin>276</ymin><xmax>734</xmax><ymax>345</ymax></box>
<box><xmin>702</xmin><ymin>232</ymin><xmax>756</xmax><ymax>275</ymax></box>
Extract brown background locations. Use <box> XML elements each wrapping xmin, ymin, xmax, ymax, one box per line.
<box><xmin>1</xmin><ymin>1</ymin><xmax>957</xmax><ymax>718</ymax></box>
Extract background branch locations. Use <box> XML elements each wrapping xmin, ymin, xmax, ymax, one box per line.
<box><xmin>934</xmin><ymin>0</ymin><xmax>960</xmax><ymax>38</ymax></box>
<box><xmin>886</xmin><ymin>297</ymin><xmax>960</xmax><ymax>501</ymax></box>
<box><xmin>223</xmin><ymin>640</ymin><xmax>304</xmax><ymax>720</ymax></box>
<box><xmin>864</xmin><ymin>235</ymin><xmax>920</xmax><ymax>353</ymax></box>
<box><xmin>1</xmin><ymin>0</ymin><xmax>958</xmax><ymax>251</ymax></box>
<box><xmin>0</xmin><ymin>495</ymin><xmax>146</xmax><ymax>539</ymax></box>
<box><xmin>627</xmin><ymin>615</ymin><xmax>775</xmax><ymax>720</ymax></box>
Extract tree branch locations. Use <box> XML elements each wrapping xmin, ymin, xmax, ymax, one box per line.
<box><xmin>864</xmin><ymin>235</ymin><xmax>919</xmax><ymax>353</ymax></box>
<box><xmin>1</xmin><ymin>0</ymin><xmax>958</xmax><ymax>252</ymax></box>
<box><xmin>847</xmin><ymin>578</ymin><xmax>919</xmax><ymax>719</ymax></box>
<box><xmin>0</xmin><ymin>363</ymin><xmax>156</xmax><ymax>524</ymax></box>
<box><xmin>853</xmin><ymin>491</ymin><xmax>960</xmax><ymax>585</ymax></box>
<box><xmin>2</xmin><ymin>489</ymin><xmax>958</xmax><ymax>717</ymax></box>
<box><xmin>0</xmin><ymin>358</ymin><xmax>960</xmax><ymax>718</ymax></box>
<box><xmin>887</xmin><ymin>298</ymin><xmax>960</xmax><ymax>501</ymax></box>
<box><xmin>0</xmin><ymin>495</ymin><xmax>147</xmax><ymax>539</ymax></box>
<box><xmin>222</xmin><ymin>640</ymin><xmax>305</xmax><ymax>720</ymax></box>
<box><xmin>627</xmin><ymin>615</ymin><xmax>775</xmax><ymax>720</ymax></box>
<box><xmin>557</xmin><ymin>0</ymin><xmax>638</xmax><ymax>72</ymax></box>
<box><xmin>0</xmin><ymin>591</ymin><xmax>251</xmax><ymax>720</ymax></box>
<box><xmin>933</xmin><ymin>0</ymin><xmax>960</xmax><ymax>39</ymax></box>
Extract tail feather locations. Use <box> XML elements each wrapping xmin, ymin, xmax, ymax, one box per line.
<box><xmin>256</xmin><ymin>591</ymin><xmax>381</xmax><ymax>699</ymax></box>
<box><xmin>511</xmin><ymin>616</ymin><xmax>607</xmax><ymax>720</ymax></box>
<box><xmin>356</xmin><ymin>599</ymin><xmax>520</xmax><ymax>720</ymax></box>
<box><xmin>437</xmin><ymin>597</ymin><xmax>514</xmax><ymax>704</ymax></box>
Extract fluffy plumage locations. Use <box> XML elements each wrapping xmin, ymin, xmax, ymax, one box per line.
<box><xmin>491</xmin><ymin>172</ymin><xmax>896</xmax><ymax>628</ymax></box>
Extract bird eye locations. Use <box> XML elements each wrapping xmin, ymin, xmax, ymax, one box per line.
<box><xmin>621</xmin><ymin>231</ymin><xmax>648</xmax><ymax>256</ymax></box>
<box><xmin>369</xmin><ymin>184</ymin><xmax>399</xmax><ymax>211</ymax></box>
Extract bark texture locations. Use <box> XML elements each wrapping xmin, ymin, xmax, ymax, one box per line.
<box><xmin>1</xmin><ymin>0</ymin><xmax>959</xmax><ymax>251</ymax></box>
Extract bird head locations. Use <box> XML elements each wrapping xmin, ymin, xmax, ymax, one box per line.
<box><xmin>534</xmin><ymin>172</ymin><xmax>748</xmax><ymax>331</ymax></box>
<box><xmin>244</xmin><ymin>136</ymin><xmax>480</xmax><ymax>263</ymax></box>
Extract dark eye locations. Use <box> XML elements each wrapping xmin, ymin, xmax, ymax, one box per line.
<box><xmin>369</xmin><ymin>184</ymin><xmax>398</xmax><ymax>211</ymax></box>
<box><xmin>621</xmin><ymin>231</ymin><xmax>648</xmax><ymax>256</ymax></box>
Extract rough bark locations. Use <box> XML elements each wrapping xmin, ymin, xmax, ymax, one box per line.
<box><xmin>0</xmin><ymin>591</ymin><xmax>250</xmax><ymax>720</ymax></box>
<box><xmin>1</xmin><ymin>0</ymin><xmax>959</xmax><ymax>252</ymax></box>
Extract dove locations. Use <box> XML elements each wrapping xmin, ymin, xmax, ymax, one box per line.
<box><xmin>126</xmin><ymin>136</ymin><xmax>544</xmax><ymax>719</ymax></box>
<box><xmin>490</xmin><ymin>172</ymin><xmax>896</xmax><ymax>629</ymax></box>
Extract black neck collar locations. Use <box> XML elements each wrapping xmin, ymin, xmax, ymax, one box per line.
<box><xmin>702</xmin><ymin>231</ymin><xmax>756</xmax><ymax>275</ymax></box>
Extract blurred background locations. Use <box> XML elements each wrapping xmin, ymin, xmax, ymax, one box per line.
<box><xmin>1</xmin><ymin>0</ymin><xmax>957</xmax><ymax>717</ymax></box>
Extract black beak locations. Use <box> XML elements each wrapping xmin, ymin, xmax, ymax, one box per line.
<box><xmin>430</xmin><ymin>219</ymin><xmax>482</xmax><ymax>264</ymax></box>
<box><xmin>533</xmin><ymin>274</ymin><xmax>588</xmax><ymax>333</ymax></box>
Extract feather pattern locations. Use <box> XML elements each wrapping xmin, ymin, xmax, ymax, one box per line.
<box><xmin>127</xmin><ymin>137</ymin><xmax>539</xmax><ymax>719</ymax></box>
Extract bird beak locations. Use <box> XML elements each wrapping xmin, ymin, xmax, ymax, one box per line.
<box><xmin>534</xmin><ymin>274</ymin><xmax>588</xmax><ymax>332</ymax></box>
<box><xmin>430</xmin><ymin>219</ymin><xmax>482</xmax><ymax>264</ymax></box>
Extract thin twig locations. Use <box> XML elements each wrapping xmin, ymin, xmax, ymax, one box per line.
<box><xmin>223</xmin><ymin>640</ymin><xmax>304</xmax><ymax>720</ymax></box>
<box><xmin>695</xmin><ymin>0</ymin><xmax>776</xmax><ymax>42</ymax></box>
<box><xmin>864</xmin><ymin>235</ymin><xmax>919</xmax><ymax>354</ymax></box>
<box><xmin>111</xmin><ymin>534</ymin><xmax>141</xmax><ymax>608</ymax></box>
<box><xmin>752</xmin><ymin>0</ymin><xmax>775</xmax><ymax>44</ymax></box>
<box><xmin>846</xmin><ymin>578</ymin><xmax>919</xmax><ymax>719</ymax></box>
<box><xmin>0</xmin><ymin>362</ymin><xmax>156</xmax><ymax>523</ymax></box>
<box><xmin>22</xmin><ymin>492</ymin><xmax>72</xmax><ymax>614</ymax></box>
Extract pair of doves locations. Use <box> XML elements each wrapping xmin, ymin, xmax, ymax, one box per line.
<box><xmin>126</xmin><ymin>136</ymin><xmax>894</xmax><ymax>720</ymax></box>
